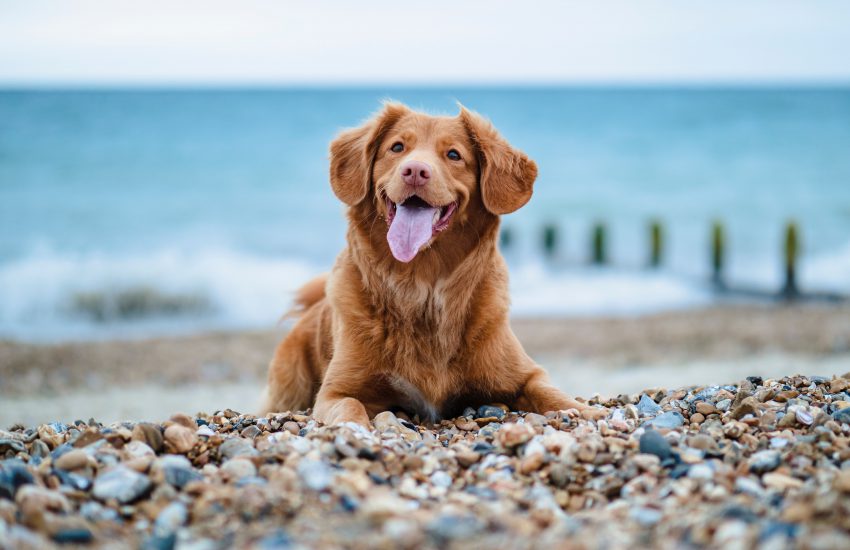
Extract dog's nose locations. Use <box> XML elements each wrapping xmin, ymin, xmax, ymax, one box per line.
<box><xmin>400</xmin><ymin>160</ymin><xmax>431</xmax><ymax>187</ymax></box>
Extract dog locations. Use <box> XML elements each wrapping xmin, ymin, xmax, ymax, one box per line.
<box><xmin>260</xmin><ymin>102</ymin><xmax>605</xmax><ymax>426</ymax></box>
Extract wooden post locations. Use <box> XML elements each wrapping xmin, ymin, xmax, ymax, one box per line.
<box><xmin>542</xmin><ymin>223</ymin><xmax>558</xmax><ymax>260</ymax></box>
<box><xmin>648</xmin><ymin>219</ymin><xmax>663</xmax><ymax>268</ymax></box>
<box><xmin>500</xmin><ymin>225</ymin><xmax>513</xmax><ymax>250</ymax></box>
<box><xmin>592</xmin><ymin>222</ymin><xmax>607</xmax><ymax>265</ymax></box>
<box><xmin>711</xmin><ymin>220</ymin><xmax>725</xmax><ymax>288</ymax></box>
<box><xmin>781</xmin><ymin>221</ymin><xmax>800</xmax><ymax>299</ymax></box>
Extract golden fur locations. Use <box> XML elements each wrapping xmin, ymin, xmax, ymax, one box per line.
<box><xmin>260</xmin><ymin>103</ymin><xmax>603</xmax><ymax>425</ymax></box>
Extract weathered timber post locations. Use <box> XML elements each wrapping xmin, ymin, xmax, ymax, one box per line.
<box><xmin>542</xmin><ymin>223</ymin><xmax>558</xmax><ymax>260</ymax></box>
<box><xmin>711</xmin><ymin>220</ymin><xmax>726</xmax><ymax>289</ymax></box>
<box><xmin>592</xmin><ymin>222</ymin><xmax>607</xmax><ymax>265</ymax></box>
<box><xmin>648</xmin><ymin>219</ymin><xmax>663</xmax><ymax>268</ymax></box>
<box><xmin>781</xmin><ymin>220</ymin><xmax>800</xmax><ymax>299</ymax></box>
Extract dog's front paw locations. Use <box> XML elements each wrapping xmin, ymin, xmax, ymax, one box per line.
<box><xmin>579</xmin><ymin>406</ymin><xmax>610</xmax><ymax>421</ymax></box>
<box><xmin>315</xmin><ymin>397</ymin><xmax>371</xmax><ymax>427</ymax></box>
<box><xmin>561</xmin><ymin>405</ymin><xmax>609</xmax><ymax>421</ymax></box>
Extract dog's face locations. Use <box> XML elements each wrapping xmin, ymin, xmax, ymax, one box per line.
<box><xmin>329</xmin><ymin>103</ymin><xmax>537</xmax><ymax>263</ymax></box>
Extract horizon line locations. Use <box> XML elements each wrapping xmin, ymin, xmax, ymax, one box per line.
<box><xmin>2</xmin><ymin>79</ymin><xmax>850</xmax><ymax>91</ymax></box>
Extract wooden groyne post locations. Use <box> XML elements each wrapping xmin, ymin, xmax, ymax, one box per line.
<box><xmin>711</xmin><ymin>220</ymin><xmax>726</xmax><ymax>288</ymax></box>
<box><xmin>542</xmin><ymin>223</ymin><xmax>558</xmax><ymax>259</ymax></box>
<box><xmin>648</xmin><ymin>219</ymin><xmax>663</xmax><ymax>268</ymax></box>
<box><xmin>591</xmin><ymin>222</ymin><xmax>607</xmax><ymax>265</ymax></box>
<box><xmin>781</xmin><ymin>221</ymin><xmax>800</xmax><ymax>299</ymax></box>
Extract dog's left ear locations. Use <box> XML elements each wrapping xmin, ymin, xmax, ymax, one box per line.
<box><xmin>460</xmin><ymin>107</ymin><xmax>537</xmax><ymax>215</ymax></box>
<box><xmin>330</xmin><ymin>102</ymin><xmax>409</xmax><ymax>206</ymax></box>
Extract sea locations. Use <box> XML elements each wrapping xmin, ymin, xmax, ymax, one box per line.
<box><xmin>1</xmin><ymin>87</ymin><xmax>849</xmax><ymax>341</ymax></box>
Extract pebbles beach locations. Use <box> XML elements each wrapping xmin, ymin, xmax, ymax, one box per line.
<box><xmin>3</xmin><ymin>374</ymin><xmax>850</xmax><ymax>548</ymax></box>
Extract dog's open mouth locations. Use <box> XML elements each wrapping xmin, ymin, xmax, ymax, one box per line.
<box><xmin>384</xmin><ymin>194</ymin><xmax>457</xmax><ymax>263</ymax></box>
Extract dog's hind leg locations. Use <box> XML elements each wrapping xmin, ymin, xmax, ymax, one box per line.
<box><xmin>259</xmin><ymin>316</ymin><xmax>321</xmax><ymax>415</ymax></box>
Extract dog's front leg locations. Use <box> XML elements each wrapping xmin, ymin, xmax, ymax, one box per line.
<box><xmin>313</xmin><ymin>394</ymin><xmax>371</xmax><ymax>427</ymax></box>
<box><xmin>312</xmin><ymin>352</ymin><xmax>378</xmax><ymax>427</ymax></box>
<box><xmin>515</xmin><ymin>368</ymin><xmax>608</xmax><ymax>421</ymax></box>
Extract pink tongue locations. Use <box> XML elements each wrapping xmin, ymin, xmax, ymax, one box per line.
<box><xmin>387</xmin><ymin>203</ymin><xmax>438</xmax><ymax>262</ymax></box>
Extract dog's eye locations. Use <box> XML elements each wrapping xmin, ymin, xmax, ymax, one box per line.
<box><xmin>447</xmin><ymin>149</ymin><xmax>462</xmax><ymax>161</ymax></box>
<box><xmin>390</xmin><ymin>142</ymin><xmax>404</xmax><ymax>153</ymax></box>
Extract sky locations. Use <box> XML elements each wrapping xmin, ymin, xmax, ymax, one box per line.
<box><xmin>1</xmin><ymin>0</ymin><xmax>849</xmax><ymax>86</ymax></box>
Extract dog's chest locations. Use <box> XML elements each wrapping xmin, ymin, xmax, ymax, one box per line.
<box><xmin>380</xmin><ymin>281</ymin><xmax>461</xmax><ymax>358</ymax></box>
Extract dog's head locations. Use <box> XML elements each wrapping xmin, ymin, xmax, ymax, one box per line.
<box><xmin>329</xmin><ymin>102</ymin><xmax>537</xmax><ymax>263</ymax></box>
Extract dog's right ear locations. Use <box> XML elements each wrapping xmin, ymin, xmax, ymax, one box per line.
<box><xmin>329</xmin><ymin>103</ymin><xmax>409</xmax><ymax>206</ymax></box>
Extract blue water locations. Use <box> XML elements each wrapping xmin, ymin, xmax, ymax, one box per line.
<box><xmin>2</xmin><ymin>88</ymin><xmax>850</xmax><ymax>340</ymax></box>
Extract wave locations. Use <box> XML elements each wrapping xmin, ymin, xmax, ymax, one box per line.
<box><xmin>0</xmin><ymin>247</ymin><xmax>319</xmax><ymax>341</ymax></box>
<box><xmin>1</xmin><ymin>242</ymin><xmax>849</xmax><ymax>341</ymax></box>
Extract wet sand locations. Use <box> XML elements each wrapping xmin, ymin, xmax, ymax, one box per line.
<box><xmin>2</xmin><ymin>304</ymin><xmax>850</xmax><ymax>427</ymax></box>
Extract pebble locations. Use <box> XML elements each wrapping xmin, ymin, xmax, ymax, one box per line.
<box><xmin>132</xmin><ymin>423</ymin><xmax>163</xmax><ymax>453</ymax></box>
<box><xmin>219</xmin><ymin>437</ymin><xmax>257</xmax><ymax>460</ymax></box>
<box><xmin>430</xmin><ymin>470</ymin><xmax>452</xmax><ymax>488</ymax></box>
<box><xmin>0</xmin><ymin>461</ymin><xmax>35</xmax><ymax>499</ymax></box>
<box><xmin>748</xmin><ymin>450</ymin><xmax>782</xmax><ymax>474</ymax></box>
<box><xmin>476</xmin><ymin>405</ymin><xmax>506</xmax><ymax>420</ymax></box>
<box><xmin>0</xmin><ymin>375</ymin><xmax>848</xmax><ymax>548</ymax></box>
<box><xmin>222</xmin><ymin>458</ymin><xmax>257</xmax><ymax>480</ymax></box>
<box><xmin>92</xmin><ymin>466</ymin><xmax>151</xmax><ymax>503</ymax></box>
<box><xmin>695</xmin><ymin>402</ymin><xmax>717</xmax><ymax>415</ymax></box>
<box><xmin>154</xmin><ymin>502</ymin><xmax>188</xmax><ymax>535</ymax></box>
<box><xmin>644</xmin><ymin>411</ymin><xmax>684</xmax><ymax>429</ymax></box>
<box><xmin>638</xmin><ymin>429</ymin><xmax>673</xmax><ymax>460</ymax></box>
<box><xmin>53</xmin><ymin>448</ymin><xmax>88</xmax><ymax>470</ymax></box>
<box><xmin>153</xmin><ymin>455</ymin><xmax>202</xmax><ymax>489</ymax></box>
<box><xmin>163</xmin><ymin>424</ymin><xmax>196</xmax><ymax>454</ymax></box>
<box><xmin>763</xmin><ymin>472</ymin><xmax>803</xmax><ymax>491</ymax></box>
<box><xmin>636</xmin><ymin>395</ymin><xmax>662</xmax><ymax>417</ymax></box>
<box><xmin>497</xmin><ymin>423</ymin><xmax>533</xmax><ymax>448</ymax></box>
<box><xmin>832</xmin><ymin>407</ymin><xmax>850</xmax><ymax>424</ymax></box>
<box><xmin>52</xmin><ymin>528</ymin><xmax>94</xmax><ymax>544</ymax></box>
<box><xmin>297</xmin><ymin>459</ymin><xmax>333</xmax><ymax>491</ymax></box>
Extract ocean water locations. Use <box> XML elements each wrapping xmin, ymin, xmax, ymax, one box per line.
<box><xmin>1</xmin><ymin>88</ymin><xmax>850</xmax><ymax>341</ymax></box>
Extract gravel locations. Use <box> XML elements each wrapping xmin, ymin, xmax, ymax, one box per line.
<box><xmin>2</xmin><ymin>374</ymin><xmax>850</xmax><ymax>548</ymax></box>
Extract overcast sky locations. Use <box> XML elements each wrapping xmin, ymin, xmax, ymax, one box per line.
<box><xmin>1</xmin><ymin>0</ymin><xmax>849</xmax><ymax>86</ymax></box>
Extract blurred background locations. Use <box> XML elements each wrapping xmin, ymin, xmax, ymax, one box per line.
<box><xmin>2</xmin><ymin>0</ymin><xmax>850</xmax><ymax>425</ymax></box>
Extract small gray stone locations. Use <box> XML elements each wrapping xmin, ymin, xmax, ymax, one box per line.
<box><xmin>735</xmin><ymin>476</ymin><xmax>765</xmax><ymax>497</ymax></box>
<box><xmin>687</xmin><ymin>463</ymin><xmax>714</xmax><ymax>480</ymax></box>
<box><xmin>0</xmin><ymin>460</ymin><xmax>34</xmax><ymax>499</ymax></box>
<box><xmin>51</xmin><ymin>528</ymin><xmax>93</xmax><ymax>544</ymax></box>
<box><xmin>297</xmin><ymin>459</ymin><xmax>333</xmax><ymax>491</ymax></box>
<box><xmin>630</xmin><ymin>507</ymin><xmax>662</xmax><ymax>526</ymax></box>
<box><xmin>154</xmin><ymin>501</ymin><xmax>188</xmax><ymax>536</ymax></box>
<box><xmin>636</xmin><ymin>395</ymin><xmax>662</xmax><ymax>417</ymax></box>
<box><xmin>832</xmin><ymin>408</ymin><xmax>850</xmax><ymax>424</ymax></box>
<box><xmin>638</xmin><ymin>430</ymin><xmax>672</xmax><ymax>459</ymax></box>
<box><xmin>426</xmin><ymin>514</ymin><xmax>482</xmax><ymax>542</ymax></box>
<box><xmin>430</xmin><ymin>470</ymin><xmax>453</xmax><ymax>488</ymax></box>
<box><xmin>219</xmin><ymin>437</ymin><xmax>257</xmax><ymax>460</ymax></box>
<box><xmin>644</xmin><ymin>411</ymin><xmax>684</xmax><ymax>429</ymax></box>
<box><xmin>716</xmin><ymin>399</ymin><xmax>732</xmax><ymax>412</ymax></box>
<box><xmin>156</xmin><ymin>455</ymin><xmax>202</xmax><ymax>489</ymax></box>
<box><xmin>749</xmin><ymin>450</ymin><xmax>782</xmax><ymax>474</ymax></box>
<box><xmin>476</xmin><ymin>406</ymin><xmax>506</xmax><ymax>420</ymax></box>
<box><xmin>222</xmin><ymin>458</ymin><xmax>257</xmax><ymax>480</ymax></box>
<box><xmin>93</xmin><ymin>466</ymin><xmax>151</xmax><ymax>503</ymax></box>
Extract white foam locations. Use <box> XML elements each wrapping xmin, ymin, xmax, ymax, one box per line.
<box><xmin>2</xmin><ymin>239</ymin><xmax>849</xmax><ymax>341</ymax></box>
<box><xmin>509</xmin><ymin>262</ymin><xmax>714</xmax><ymax>317</ymax></box>
<box><xmin>0</xmin><ymin>246</ymin><xmax>319</xmax><ymax>341</ymax></box>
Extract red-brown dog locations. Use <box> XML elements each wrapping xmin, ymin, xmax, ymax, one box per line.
<box><xmin>260</xmin><ymin>102</ymin><xmax>604</xmax><ymax>426</ymax></box>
